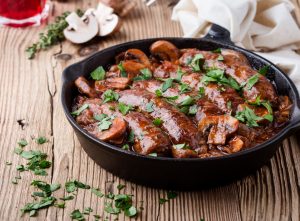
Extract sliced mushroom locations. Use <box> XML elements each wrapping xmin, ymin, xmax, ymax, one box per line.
<box><xmin>228</xmin><ymin>136</ymin><xmax>244</xmax><ymax>153</ymax></box>
<box><xmin>64</xmin><ymin>12</ymin><xmax>99</xmax><ymax>44</ymax></box>
<box><xmin>198</xmin><ymin>115</ymin><xmax>239</xmax><ymax>145</ymax></box>
<box><xmin>150</xmin><ymin>40</ymin><xmax>180</xmax><ymax>62</ymax></box>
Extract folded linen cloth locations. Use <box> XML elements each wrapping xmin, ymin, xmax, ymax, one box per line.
<box><xmin>171</xmin><ymin>0</ymin><xmax>300</xmax><ymax>92</ymax></box>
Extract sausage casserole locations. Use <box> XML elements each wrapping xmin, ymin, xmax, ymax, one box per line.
<box><xmin>71</xmin><ymin>40</ymin><xmax>292</xmax><ymax>158</ymax></box>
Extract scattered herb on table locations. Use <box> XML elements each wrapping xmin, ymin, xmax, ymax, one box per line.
<box><xmin>70</xmin><ymin>209</ymin><xmax>85</xmax><ymax>220</ymax></box>
<box><xmin>83</xmin><ymin>207</ymin><xmax>93</xmax><ymax>215</ymax></box>
<box><xmin>117</xmin><ymin>184</ymin><xmax>126</xmax><ymax>191</ymax></box>
<box><xmin>18</xmin><ymin>139</ymin><xmax>28</xmax><ymax>147</ymax></box>
<box><xmin>91</xmin><ymin>188</ymin><xmax>104</xmax><ymax>198</ymax></box>
<box><xmin>5</xmin><ymin>161</ymin><xmax>12</xmax><ymax>165</ymax></box>
<box><xmin>65</xmin><ymin>180</ymin><xmax>90</xmax><ymax>193</ymax></box>
<box><xmin>60</xmin><ymin>195</ymin><xmax>74</xmax><ymax>201</ymax></box>
<box><xmin>36</xmin><ymin>136</ymin><xmax>47</xmax><ymax>144</ymax></box>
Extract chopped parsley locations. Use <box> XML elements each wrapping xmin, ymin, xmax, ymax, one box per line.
<box><xmin>5</xmin><ymin>161</ymin><xmax>12</xmax><ymax>165</ymax></box>
<box><xmin>36</xmin><ymin>136</ymin><xmax>47</xmax><ymax>144</ymax></box>
<box><xmin>102</xmin><ymin>89</ymin><xmax>119</xmax><ymax>103</ymax></box>
<box><xmin>179</xmin><ymin>83</ymin><xmax>191</xmax><ymax>94</ymax></box>
<box><xmin>258</xmin><ymin>65</ymin><xmax>270</xmax><ymax>76</ymax></box>
<box><xmin>122</xmin><ymin>144</ymin><xmax>130</xmax><ymax>150</ymax></box>
<box><xmin>155</xmin><ymin>89</ymin><xmax>163</xmax><ymax>97</ymax></box>
<box><xmin>152</xmin><ymin>118</ymin><xmax>163</xmax><ymax>126</ymax></box>
<box><xmin>90</xmin><ymin>66</ymin><xmax>106</xmax><ymax>80</ymax></box>
<box><xmin>117</xmin><ymin>184</ymin><xmax>126</xmax><ymax>190</ymax></box>
<box><xmin>173</xmin><ymin>143</ymin><xmax>191</xmax><ymax>150</ymax></box>
<box><xmin>91</xmin><ymin>188</ymin><xmax>104</xmax><ymax>197</ymax></box>
<box><xmin>212</xmin><ymin>48</ymin><xmax>221</xmax><ymax>53</ymax></box>
<box><xmin>248</xmin><ymin>97</ymin><xmax>273</xmax><ymax>122</ymax></box>
<box><xmin>174</xmin><ymin>68</ymin><xmax>185</xmax><ymax>82</ymax></box>
<box><xmin>245</xmin><ymin>74</ymin><xmax>259</xmax><ymax>90</ymax></box>
<box><xmin>65</xmin><ymin>180</ymin><xmax>90</xmax><ymax>193</ymax></box>
<box><xmin>148</xmin><ymin>153</ymin><xmax>158</xmax><ymax>157</ymax></box>
<box><xmin>235</xmin><ymin>107</ymin><xmax>264</xmax><ymax>127</ymax></box>
<box><xmin>133</xmin><ymin>68</ymin><xmax>152</xmax><ymax>81</ymax></box>
<box><xmin>178</xmin><ymin>96</ymin><xmax>194</xmax><ymax>107</ymax></box>
<box><xmin>167</xmin><ymin>191</ymin><xmax>178</xmax><ymax>199</ymax></box>
<box><xmin>217</xmin><ymin>55</ymin><xmax>224</xmax><ymax>61</ymax></box>
<box><xmin>18</xmin><ymin>139</ymin><xmax>28</xmax><ymax>147</ymax></box>
<box><xmin>190</xmin><ymin>54</ymin><xmax>204</xmax><ymax>71</ymax></box>
<box><xmin>159</xmin><ymin>198</ymin><xmax>168</xmax><ymax>204</ymax></box>
<box><xmin>188</xmin><ymin>105</ymin><xmax>198</xmax><ymax>115</ymax></box>
<box><xmin>227</xmin><ymin>101</ymin><xmax>232</xmax><ymax>110</ymax></box>
<box><xmin>71</xmin><ymin>104</ymin><xmax>89</xmax><ymax>116</ymax></box>
<box><xmin>118</xmin><ymin>62</ymin><xmax>127</xmax><ymax>77</ymax></box>
<box><xmin>60</xmin><ymin>195</ymin><xmax>74</xmax><ymax>201</ymax></box>
<box><xmin>201</xmin><ymin>69</ymin><xmax>240</xmax><ymax>90</ymax></box>
<box><xmin>118</xmin><ymin>102</ymin><xmax>133</xmax><ymax>115</ymax></box>
<box><xmin>199</xmin><ymin>87</ymin><xmax>205</xmax><ymax>97</ymax></box>
<box><xmin>161</xmin><ymin>78</ymin><xmax>173</xmax><ymax>92</ymax></box>
<box><xmin>83</xmin><ymin>207</ymin><xmax>93</xmax><ymax>215</ymax></box>
<box><xmin>95</xmin><ymin>114</ymin><xmax>114</xmax><ymax>131</ymax></box>
<box><xmin>145</xmin><ymin>101</ymin><xmax>154</xmax><ymax>112</ymax></box>
<box><xmin>70</xmin><ymin>209</ymin><xmax>85</xmax><ymax>220</ymax></box>
<box><xmin>128</xmin><ymin>130</ymin><xmax>135</xmax><ymax>143</ymax></box>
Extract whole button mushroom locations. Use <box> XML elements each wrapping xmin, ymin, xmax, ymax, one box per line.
<box><xmin>63</xmin><ymin>12</ymin><xmax>99</xmax><ymax>44</ymax></box>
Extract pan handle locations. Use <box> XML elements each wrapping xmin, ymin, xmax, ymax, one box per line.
<box><xmin>203</xmin><ymin>24</ymin><xmax>234</xmax><ymax>45</ymax></box>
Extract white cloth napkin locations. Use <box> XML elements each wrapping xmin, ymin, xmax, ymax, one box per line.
<box><xmin>171</xmin><ymin>0</ymin><xmax>300</xmax><ymax>92</ymax></box>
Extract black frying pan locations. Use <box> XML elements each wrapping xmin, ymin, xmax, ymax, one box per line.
<box><xmin>61</xmin><ymin>25</ymin><xmax>300</xmax><ymax>190</ymax></box>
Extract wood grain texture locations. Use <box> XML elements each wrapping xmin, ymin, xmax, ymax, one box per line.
<box><xmin>0</xmin><ymin>0</ymin><xmax>299</xmax><ymax>220</ymax></box>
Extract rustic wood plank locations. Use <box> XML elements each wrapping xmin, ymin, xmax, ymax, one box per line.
<box><xmin>0</xmin><ymin>0</ymin><xmax>300</xmax><ymax>221</ymax></box>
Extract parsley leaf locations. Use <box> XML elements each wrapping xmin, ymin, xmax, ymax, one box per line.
<box><xmin>155</xmin><ymin>89</ymin><xmax>163</xmax><ymax>97</ymax></box>
<box><xmin>217</xmin><ymin>55</ymin><xmax>224</xmax><ymax>61</ymax></box>
<box><xmin>245</xmin><ymin>74</ymin><xmax>259</xmax><ymax>90</ymax></box>
<box><xmin>179</xmin><ymin>83</ymin><xmax>191</xmax><ymax>94</ymax></box>
<box><xmin>91</xmin><ymin>188</ymin><xmax>104</xmax><ymax>198</ymax></box>
<box><xmin>167</xmin><ymin>191</ymin><xmax>178</xmax><ymax>199</ymax></box>
<box><xmin>153</xmin><ymin>118</ymin><xmax>163</xmax><ymax>126</ymax></box>
<box><xmin>190</xmin><ymin>54</ymin><xmax>204</xmax><ymax>71</ymax></box>
<box><xmin>173</xmin><ymin>143</ymin><xmax>191</xmax><ymax>149</ymax></box>
<box><xmin>65</xmin><ymin>180</ymin><xmax>90</xmax><ymax>193</ymax></box>
<box><xmin>117</xmin><ymin>184</ymin><xmax>126</xmax><ymax>190</ymax></box>
<box><xmin>128</xmin><ymin>130</ymin><xmax>135</xmax><ymax>143</ymax></box>
<box><xmin>36</xmin><ymin>136</ymin><xmax>47</xmax><ymax>144</ymax></box>
<box><xmin>188</xmin><ymin>105</ymin><xmax>198</xmax><ymax>115</ymax></box>
<box><xmin>103</xmin><ymin>89</ymin><xmax>119</xmax><ymax>103</ymax></box>
<box><xmin>18</xmin><ymin>139</ymin><xmax>28</xmax><ymax>147</ymax></box>
<box><xmin>235</xmin><ymin>107</ymin><xmax>264</xmax><ymax>127</ymax></box>
<box><xmin>178</xmin><ymin>96</ymin><xmax>194</xmax><ymax>107</ymax></box>
<box><xmin>212</xmin><ymin>48</ymin><xmax>221</xmax><ymax>53</ymax></box>
<box><xmin>70</xmin><ymin>209</ymin><xmax>85</xmax><ymax>220</ymax></box>
<box><xmin>91</xmin><ymin>66</ymin><xmax>106</xmax><ymax>80</ymax></box>
<box><xmin>202</xmin><ymin>69</ymin><xmax>241</xmax><ymax>90</ymax></box>
<box><xmin>258</xmin><ymin>65</ymin><xmax>270</xmax><ymax>76</ymax></box>
<box><xmin>60</xmin><ymin>195</ymin><xmax>74</xmax><ymax>201</ymax></box>
<box><xmin>145</xmin><ymin>101</ymin><xmax>154</xmax><ymax>112</ymax></box>
<box><xmin>159</xmin><ymin>198</ymin><xmax>168</xmax><ymax>204</ymax></box>
<box><xmin>21</xmin><ymin>196</ymin><xmax>56</xmax><ymax>215</ymax></box>
<box><xmin>83</xmin><ymin>207</ymin><xmax>93</xmax><ymax>215</ymax></box>
<box><xmin>104</xmin><ymin>202</ymin><xmax>120</xmax><ymax>214</ymax></box>
<box><xmin>71</xmin><ymin>104</ymin><xmax>89</xmax><ymax>116</ymax></box>
<box><xmin>148</xmin><ymin>152</ymin><xmax>158</xmax><ymax>157</ymax></box>
<box><xmin>124</xmin><ymin>206</ymin><xmax>137</xmax><ymax>217</ymax></box>
<box><xmin>122</xmin><ymin>144</ymin><xmax>130</xmax><ymax>150</ymax></box>
<box><xmin>133</xmin><ymin>68</ymin><xmax>152</xmax><ymax>81</ymax></box>
<box><xmin>174</xmin><ymin>68</ymin><xmax>185</xmax><ymax>82</ymax></box>
<box><xmin>118</xmin><ymin>62</ymin><xmax>127</xmax><ymax>77</ymax></box>
<box><xmin>162</xmin><ymin>78</ymin><xmax>173</xmax><ymax>92</ymax></box>
<box><xmin>118</xmin><ymin>103</ymin><xmax>133</xmax><ymax>115</ymax></box>
<box><xmin>96</xmin><ymin>115</ymin><xmax>113</xmax><ymax>131</ymax></box>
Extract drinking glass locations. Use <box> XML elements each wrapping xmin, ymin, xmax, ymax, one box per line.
<box><xmin>0</xmin><ymin>0</ymin><xmax>50</xmax><ymax>27</ymax></box>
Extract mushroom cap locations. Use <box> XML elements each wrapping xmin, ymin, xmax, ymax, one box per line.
<box><xmin>99</xmin><ymin>14</ymin><xmax>121</xmax><ymax>36</ymax></box>
<box><xmin>63</xmin><ymin>12</ymin><xmax>99</xmax><ymax>44</ymax></box>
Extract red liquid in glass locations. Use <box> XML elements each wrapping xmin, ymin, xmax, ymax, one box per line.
<box><xmin>0</xmin><ymin>0</ymin><xmax>46</xmax><ymax>20</ymax></box>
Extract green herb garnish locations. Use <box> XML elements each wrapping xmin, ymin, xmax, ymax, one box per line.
<box><xmin>212</xmin><ymin>48</ymin><xmax>221</xmax><ymax>53</ymax></box>
<box><xmin>60</xmin><ymin>195</ymin><xmax>74</xmax><ymax>201</ymax></box>
<box><xmin>155</xmin><ymin>89</ymin><xmax>163</xmax><ymax>97</ymax></box>
<box><xmin>71</xmin><ymin>104</ymin><xmax>89</xmax><ymax>116</ymax></box>
<box><xmin>190</xmin><ymin>54</ymin><xmax>204</xmax><ymax>71</ymax></box>
<box><xmin>133</xmin><ymin>68</ymin><xmax>152</xmax><ymax>81</ymax></box>
<box><xmin>65</xmin><ymin>180</ymin><xmax>90</xmax><ymax>193</ymax></box>
<box><xmin>178</xmin><ymin>96</ymin><xmax>194</xmax><ymax>107</ymax></box>
<box><xmin>122</xmin><ymin>144</ymin><xmax>130</xmax><ymax>150</ymax></box>
<box><xmin>235</xmin><ymin>107</ymin><xmax>264</xmax><ymax>127</ymax></box>
<box><xmin>179</xmin><ymin>83</ymin><xmax>191</xmax><ymax>94</ymax></box>
<box><xmin>148</xmin><ymin>153</ymin><xmax>158</xmax><ymax>157</ymax></box>
<box><xmin>70</xmin><ymin>209</ymin><xmax>85</xmax><ymax>220</ymax></box>
<box><xmin>161</xmin><ymin>78</ymin><xmax>173</xmax><ymax>92</ymax></box>
<box><xmin>91</xmin><ymin>66</ymin><xmax>106</xmax><ymax>80</ymax></box>
<box><xmin>153</xmin><ymin>118</ymin><xmax>163</xmax><ymax>126</ymax></box>
<box><xmin>36</xmin><ymin>136</ymin><xmax>47</xmax><ymax>144</ymax></box>
<box><xmin>18</xmin><ymin>139</ymin><xmax>28</xmax><ymax>147</ymax></box>
<box><xmin>188</xmin><ymin>105</ymin><xmax>198</xmax><ymax>115</ymax></box>
<box><xmin>173</xmin><ymin>143</ymin><xmax>191</xmax><ymax>150</ymax></box>
<box><xmin>258</xmin><ymin>65</ymin><xmax>270</xmax><ymax>76</ymax></box>
<box><xmin>118</xmin><ymin>103</ymin><xmax>133</xmax><ymax>115</ymax></box>
<box><xmin>145</xmin><ymin>101</ymin><xmax>154</xmax><ymax>112</ymax></box>
<box><xmin>245</xmin><ymin>74</ymin><xmax>259</xmax><ymax>90</ymax></box>
<box><xmin>117</xmin><ymin>184</ymin><xmax>126</xmax><ymax>190</ymax></box>
<box><xmin>103</xmin><ymin>89</ymin><xmax>119</xmax><ymax>103</ymax></box>
<box><xmin>128</xmin><ymin>130</ymin><xmax>135</xmax><ymax>143</ymax></box>
<box><xmin>118</xmin><ymin>62</ymin><xmax>127</xmax><ymax>77</ymax></box>
<box><xmin>91</xmin><ymin>188</ymin><xmax>104</xmax><ymax>198</ymax></box>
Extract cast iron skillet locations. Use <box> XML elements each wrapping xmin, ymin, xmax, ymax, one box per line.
<box><xmin>61</xmin><ymin>24</ymin><xmax>300</xmax><ymax>190</ymax></box>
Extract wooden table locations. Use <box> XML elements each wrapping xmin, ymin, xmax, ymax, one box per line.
<box><xmin>1</xmin><ymin>0</ymin><xmax>300</xmax><ymax>220</ymax></box>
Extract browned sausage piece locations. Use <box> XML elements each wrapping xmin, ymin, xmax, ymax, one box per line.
<box><xmin>75</xmin><ymin>76</ymin><xmax>98</xmax><ymax>98</ymax></box>
<box><xmin>99</xmin><ymin>103</ymin><xmax>172</xmax><ymax>156</ymax></box>
<box><xmin>150</xmin><ymin>40</ymin><xmax>180</xmax><ymax>62</ymax></box>
<box><xmin>198</xmin><ymin>115</ymin><xmax>239</xmax><ymax>145</ymax></box>
<box><xmin>118</xmin><ymin>89</ymin><xmax>203</xmax><ymax>152</ymax></box>
<box><xmin>125</xmin><ymin>112</ymin><xmax>171</xmax><ymax>155</ymax></box>
<box><xmin>84</xmin><ymin>117</ymin><xmax>127</xmax><ymax>141</ymax></box>
<box><xmin>95</xmin><ymin>77</ymin><xmax>130</xmax><ymax>92</ymax></box>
